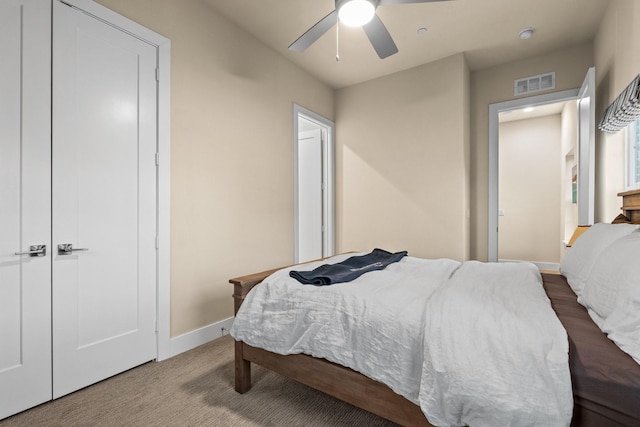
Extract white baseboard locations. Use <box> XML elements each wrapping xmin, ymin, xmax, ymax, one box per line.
<box><xmin>159</xmin><ymin>317</ymin><xmax>234</xmax><ymax>361</ymax></box>
<box><xmin>498</xmin><ymin>259</ymin><xmax>560</xmax><ymax>272</ymax></box>
<box><xmin>533</xmin><ymin>261</ymin><xmax>560</xmax><ymax>272</ymax></box>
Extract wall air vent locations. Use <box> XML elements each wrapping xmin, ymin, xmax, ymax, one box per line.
<box><xmin>514</xmin><ymin>72</ymin><xmax>555</xmax><ymax>96</ymax></box>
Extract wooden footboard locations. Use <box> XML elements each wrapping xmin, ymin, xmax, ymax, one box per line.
<box><xmin>230</xmin><ymin>267</ymin><xmax>432</xmax><ymax>427</ymax></box>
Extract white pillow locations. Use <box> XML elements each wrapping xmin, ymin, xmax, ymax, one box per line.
<box><xmin>603</xmin><ymin>294</ymin><xmax>640</xmax><ymax>365</ymax></box>
<box><xmin>560</xmin><ymin>223</ymin><xmax>639</xmax><ymax>296</ymax></box>
<box><xmin>578</xmin><ymin>231</ymin><xmax>640</xmax><ymax>321</ymax></box>
<box><xmin>577</xmin><ymin>231</ymin><xmax>640</xmax><ymax>364</ymax></box>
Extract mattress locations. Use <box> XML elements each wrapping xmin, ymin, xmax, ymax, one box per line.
<box><xmin>231</xmin><ymin>255</ymin><xmax>572</xmax><ymax>426</ymax></box>
<box><xmin>543</xmin><ymin>273</ymin><xmax>640</xmax><ymax>427</ymax></box>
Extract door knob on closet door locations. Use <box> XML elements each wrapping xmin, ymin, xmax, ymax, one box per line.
<box><xmin>14</xmin><ymin>244</ymin><xmax>47</xmax><ymax>257</ymax></box>
<box><xmin>57</xmin><ymin>243</ymin><xmax>89</xmax><ymax>255</ymax></box>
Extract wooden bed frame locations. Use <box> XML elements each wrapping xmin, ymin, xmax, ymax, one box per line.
<box><xmin>230</xmin><ymin>267</ymin><xmax>433</xmax><ymax>426</ymax></box>
<box><xmin>230</xmin><ymin>192</ymin><xmax>640</xmax><ymax>426</ymax></box>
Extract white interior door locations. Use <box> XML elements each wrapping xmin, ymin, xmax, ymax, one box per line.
<box><xmin>577</xmin><ymin>67</ymin><xmax>596</xmax><ymax>225</ymax></box>
<box><xmin>0</xmin><ymin>0</ymin><xmax>52</xmax><ymax>418</ymax></box>
<box><xmin>296</xmin><ymin>129</ymin><xmax>324</xmax><ymax>263</ymax></box>
<box><xmin>51</xmin><ymin>0</ymin><xmax>158</xmax><ymax>398</ymax></box>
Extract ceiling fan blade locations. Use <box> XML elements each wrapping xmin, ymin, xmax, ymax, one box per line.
<box><xmin>379</xmin><ymin>0</ymin><xmax>452</xmax><ymax>4</ymax></box>
<box><xmin>289</xmin><ymin>10</ymin><xmax>338</xmax><ymax>52</ymax></box>
<box><xmin>362</xmin><ymin>14</ymin><xmax>398</xmax><ymax>59</ymax></box>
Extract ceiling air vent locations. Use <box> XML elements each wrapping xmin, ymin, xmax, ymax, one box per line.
<box><xmin>514</xmin><ymin>72</ymin><xmax>555</xmax><ymax>96</ymax></box>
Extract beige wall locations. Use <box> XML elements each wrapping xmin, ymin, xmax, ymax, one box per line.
<box><xmin>335</xmin><ymin>53</ymin><xmax>470</xmax><ymax>260</ymax></box>
<box><xmin>594</xmin><ymin>0</ymin><xmax>640</xmax><ymax>222</ymax></box>
<box><xmin>95</xmin><ymin>0</ymin><xmax>334</xmax><ymax>337</ymax></box>
<box><xmin>470</xmin><ymin>43</ymin><xmax>594</xmax><ymax>261</ymax></box>
<box><xmin>498</xmin><ymin>115</ymin><xmax>561</xmax><ymax>264</ymax></box>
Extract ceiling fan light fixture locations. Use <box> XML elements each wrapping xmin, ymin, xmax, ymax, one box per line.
<box><xmin>338</xmin><ymin>0</ymin><xmax>376</xmax><ymax>27</ymax></box>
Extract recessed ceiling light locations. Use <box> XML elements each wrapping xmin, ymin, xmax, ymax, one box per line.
<box><xmin>417</xmin><ymin>27</ymin><xmax>427</xmax><ymax>35</ymax></box>
<box><xmin>519</xmin><ymin>27</ymin><xmax>535</xmax><ymax>40</ymax></box>
<box><xmin>523</xmin><ymin>107</ymin><xmax>534</xmax><ymax>113</ymax></box>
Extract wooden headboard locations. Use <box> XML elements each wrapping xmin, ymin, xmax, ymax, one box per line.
<box><xmin>618</xmin><ymin>189</ymin><xmax>640</xmax><ymax>222</ymax></box>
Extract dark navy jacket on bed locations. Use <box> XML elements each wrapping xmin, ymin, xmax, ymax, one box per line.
<box><xmin>289</xmin><ymin>248</ymin><xmax>408</xmax><ymax>286</ymax></box>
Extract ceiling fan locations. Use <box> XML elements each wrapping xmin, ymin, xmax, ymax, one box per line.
<box><xmin>289</xmin><ymin>0</ymin><xmax>451</xmax><ymax>59</ymax></box>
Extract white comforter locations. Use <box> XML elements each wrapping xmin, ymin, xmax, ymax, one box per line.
<box><xmin>230</xmin><ymin>254</ymin><xmax>572</xmax><ymax>427</ymax></box>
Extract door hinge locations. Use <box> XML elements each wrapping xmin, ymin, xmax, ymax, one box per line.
<box><xmin>155</xmin><ymin>152</ymin><xmax>160</xmax><ymax>166</ymax></box>
<box><xmin>155</xmin><ymin>68</ymin><xmax>160</xmax><ymax>82</ymax></box>
<box><xmin>155</xmin><ymin>236</ymin><xmax>159</xmax><ymax>250</ymax></box>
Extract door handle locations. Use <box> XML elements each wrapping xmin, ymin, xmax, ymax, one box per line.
<box><xmin>15</xmin><ymin>244</ymin><xmax>47</xmax><ymax>257</ymax></box>
<box><xmin>58</xmin><ymin>243</ymin><xmax>89</xmax><ymax>255</ymax></box>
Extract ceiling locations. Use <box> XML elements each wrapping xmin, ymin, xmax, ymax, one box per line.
<box><xmin>203</xmin><ymin>0</ymin><xmax>609</xmax><ymax>89</ymax></box>
<box><xmin>499</xmin><ymin>101</ymin><xmax>569</xmax><ymax>123</ymax></box>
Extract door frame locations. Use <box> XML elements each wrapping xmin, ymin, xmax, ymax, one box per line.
<box><xmin>293</xmin><ymin>104</ymin><xmax>335</xmax><ymax>263</ymax></box>
<box><xmin>488</xmin><ymin>88</ymin><xmax>579</xmax><ymax>262</ymax></box>
<box><xmin>62</xmin><ymin>0</ymin><xmax>172</xmax><ymax>361</ymax></box>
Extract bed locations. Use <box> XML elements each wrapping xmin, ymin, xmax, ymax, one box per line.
<box><xmin>229</xmin><ymin>194</ymin><xmax>640</xmax><ymax>426</ymax></box>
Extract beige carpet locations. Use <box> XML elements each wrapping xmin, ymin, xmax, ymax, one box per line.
<box><xmin>1</xmin><ymin>336</ymin><xmax>399</xmax><ymax>426</ymax></box>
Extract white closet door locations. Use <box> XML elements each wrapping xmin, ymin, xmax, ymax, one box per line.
<box><xmin>0</xmin><ymin>0</ymin><xmax>52</xmax><ymax>419</ymax></box>
<box><xmin>297</xmin><ymin>129</ymin><xmax>324</xmax><ymax>263</ymax></box>
<box><xmin>52</xmin><ymin>0</ymin><xmax>158</xmax><ymax>398</ymax></box>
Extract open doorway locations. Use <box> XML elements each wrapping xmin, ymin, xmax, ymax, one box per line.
<box><xmin>488</xmin><ymin>67</ymin><xmax>595</xmax><ymax>264</ymax></box>
<box><xmin>293</xmin><ymin>104</ymin><xmax>335</xmax><ymax>263</ymax></box>
<box><xmin>497</xmin><ymin>101</ymin><xmax>576</xmax><ymax>270</ymax></box>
